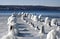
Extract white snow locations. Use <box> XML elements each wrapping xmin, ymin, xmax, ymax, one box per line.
<box><xmin>51</xmin><ymin>18</ymin><xmax>57</xmax><ymax>26</ymax></box>
<box><xmin>46</xmin><ymin>29</ymin><xmax>57</xmax><ymax>39</ymax></box>
<box><xmin>7</xmin><ymin>13</ymin><xmax>17</xmax><ymax>25</ymax></box>
<box><xmin>0</xmin><ymin>13</ymin><xmax>60</xmax><ymax>39</ymax></box>
<box><xmin>44</xmin><ymin>17</ymin><xmax>50</xmax><ymax>27</ymax></box>
<box><xmin>1</xmin><ymin>26</ymin><xmax>17</xmax><ymax>39</ymax></box>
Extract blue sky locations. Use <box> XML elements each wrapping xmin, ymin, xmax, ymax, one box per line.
<box><xmin>0</xmin><ymin>0</ymin><xmax>60</xmax><ymax>7</ymax></box>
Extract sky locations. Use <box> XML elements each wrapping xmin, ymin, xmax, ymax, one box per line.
<box><xmin>0</xmin><ymin>0</ymin><xmax>60</xmax><ymax>7</ymax></box>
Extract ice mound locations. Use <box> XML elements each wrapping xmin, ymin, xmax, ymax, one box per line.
<box><xmin>1</xmin><ymin>25</ymin><xmax>17</xmax><ymax>39</ymax></box>
<box><xmin>7</xmin><ymin>13</ymin><xmax>17</xmax><ymax>25</ymax></box>
<box><xmin>46</xmin><ymin>29</ymin><xmax>57</xmax><ymax>39</ymax></box>
<box><xmin>44</xmin><ymin>17</ymin><xmax>50</xmax><ymax>26</ymax></box>
<box><xmin>51</xmin><ymin>18</ymin><xmax>58</xmax><ymax>26</ymax></box>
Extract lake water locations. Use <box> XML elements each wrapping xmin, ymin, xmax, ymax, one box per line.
<box><xmin>0</xmin><ymin>10</ymin><xmax>60</xmax><ymax>18</ymax></box>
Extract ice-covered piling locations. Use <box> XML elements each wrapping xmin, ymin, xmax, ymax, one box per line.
<box><xmin>7</xmin><ymin>13</ymin><xmax>17</xmax><ymax>25</ymax></box>
<box><xmin>31</xmin><ymin>14</ymin><xmax>34</xmax><ymax>20</ymax></box>
<box><xmin>56</xmin><ymin>26</ymin><xmax>60</xmax><ymax>31</ymax></box>
<box><xmin>21</xmin><ymin>12</ymin><xmax>24</xmax><ymax>15</ymax></box>
<box><xmin>38</xmin><ymin>14</ymin><xmax>42</xmax><ymax>21</ymax></box>
<box><xmin>39</xmin><ymin>25</ymin><xmax>45</xmax><ymax>34</ymax></box>
<box><xmin>8</xmin><ymin>22</ymin><xmax>19</xmax><ymax>35</ymax></box>
<box><xmin>22</xmin><ymin>13</ymin><xmax>27</xmax><ymax>17</ymax></box>
<box><xmin>25</xmin><ymin>13</ymin><xmax>28</xmax><ymax>17</ymax></box>
<box><xmin>7</xmin><ymin>13</ymin><xmax>19</xmax><ymax>35</ymax></box>
<box><xmin>21</xmin><ymin>13</ymin><xmax>29</xmax><ymax>21</ymax></box>
<box><xmin>21</xmin><ymin>13</ymin><xmax>24</xmax><ymax>20</ymax></box>
<box><xmin>46</xmin><ymin>29</ymin><xmax>57</xmax><ymax>39</ymax></box>
<box><xmin>18</xmin><ymin>12</ymin><xmax>21</xmax><ymax>15</ymax></box>
<box><xmin>32</xmin><ymin>15</ymin><xmax>38</xmax><ymax>21</ymax></box>
<box><xmin>1</xmin><ymin>26</ymin><xmax>17</xmax><ymax>39</ymax></box>
<box><xmin>38</xmin><ymin>14</ymin><xmax>42</xmax><ymax>19</ymax></box>
<box><xmin>44</xmin><ymin>17</ymin><xmax>50</xmax><ymax>26</ymax></box>
<box><xmin>51</xmin><ymin>18</ymin><xmax>58</xmax><ymax>26</ymax></box>
<box><xmin>18</xmin><ymin>12</ymin><xmax>22</xmax><ymax>17</ymax></box>
<box><xmin>28</xmin><ymin>14</ymin><xmax>31</xmax><ymax>19</ymax></box>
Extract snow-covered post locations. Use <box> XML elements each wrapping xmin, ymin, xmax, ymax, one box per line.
<box><xmin>38</xmin><ymin>14</ymin><xmax>42</xmax><ymax>21</ymax></box>
<box><xmin>18</xmin><ymin>12</ymin><xmax>21</xmax><ymax>16</ymax></box>
<box><xmin>21</xmin><ymin>12</ymin><xmax>24</xmax><ymax>15</ymax></box>
<box><xmin>28</xmin><ymin>14</ymin><xmax>31</xmax><ymax>19</ymax></box>
<box><xmin>51</xmin><ymin>18</ymin><xmax>57</xmax><ymax>26</ymax></box>
<box><xmin>21</xmin><ymin>12</ymin><xmax>24</xmax><ymax>20</ymax></box>
<box><xmin>46</xmin><ymin>29</ymin><xmax>57</xmax><ymax>39</ymax></box>
<box><xmin>1</xmin><ymin>25</ymin><xmax>17</xmax><ymax>39</ymax></box>
<box><xmin>33</xmin><ymin>15</ymin><xmax>38</xmax><ymax>21</ymax></box>
<box><xmin>18</xmin><ymin>12</ymin><xmax>21</xmax><ymax>17</ymax></box>
<box><xmin>7</xmin><ymin>13</ymin><xmax>17</xmax><ymax>25</ymax></box>
<box><xmin>56</xmin><ymin>26</ymin><xmax>60</xmax><ymax>31</ymax></box>
<box><xmin>38</xmin><ymin>25</ymin><xmax>45</xmax><ymax>39</ymax></box>
<box><xmin>38</xmin><ymin>14</ymin><xmax>42</xmax><ymax>19</ymax></box>
<box><xmin>8</xmin><ymin>23</ymin><xmax>19</xmax><ymax>34</ymax></box>
<box><xmin>31</xmin><ymin>14</ymin><xmax>34</xmax><ymax>20</ymax></box>
<box><xmin>7</xmin><ymin>13</ymin><xmax>19</xmax><ymax>35</ymax></box>
<box><xmin>39</xmin><ymin>25</ymin><xmax>45</xmax><ymax>34</ymax></box>
<box><xmin>25</xmin><ymin>13</ymin><xmax>28</xmax><ymax>17</ymax></box>
<box><xmin>44</xmin><ymin>17</ymin><xmax>50</xmax><ymax>26</ymax></box>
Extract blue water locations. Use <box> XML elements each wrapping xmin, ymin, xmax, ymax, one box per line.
<box><xmin>0</xmin><ymin>10</ymin><xmax>60</xmax><ymax>18</ymax></box>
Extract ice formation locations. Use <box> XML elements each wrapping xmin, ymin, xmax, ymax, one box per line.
<box><xmin>31</xmin><ymin>14</ymin><xmax>34</xmax><ymax>20</ymax></box>
<box><xmin>56</xmin><ymin>26</ymin><xmax>60</xmax><ymax>31</ymax></box>
<box><xmin>38</xmin><ymin>14</ymin><xmax>42</xmax><ymax>21</ymax></box>
<box><xmin>21</xmin><ymin>13</ymin><xmax>27</xmax><ymax>20</ymax></box>
<box><xmin>18</xmin><ymin>12</ymin><xmax>21</xmax><ymax>17</ymax></box>
<box><xmin>7</xmin><ymin>13</ymin><xmax>18</xmax><ymax>34</ymax></box>
<box><xmin>44</xmin><ymin>17</ymin><xmax>50</xmax><ymax>26</ymax></box>
<box><xmin>1</xmin><ymin>26</ymin><xmax>17</xmax><ymax>39</ymax></box>
<box><xmin>8</xmin><ymin>23</ymin><xmax>19</xmax><ymax>35</ymax></box>
<box><xmin>38</xmin><ymin>14</ymin><xmax>42</xmax><ymax>19</ymax></box>
<box><xmin>25</xmin><ymin>13</ymin><xmax>28</xmax><ymax>17</ymax></box>
<box><xmin>28</xmin><ymin>14</ymin><xmax>31</xmax><ymax>19</ymax></box>
<box><xmin>18</xmin><ymin>12</ymin><xmax>21</xmax><ymax>16</ymax></box>
<box><xmin>1</xmin><ymin>13</ymin><xmax>60</xmax><ymax>39</ymax></box>
<box><xmin>7</xmin><ymin>13</ymin><xmax>17</xmax><ymax>25</ymax></box>
<box><xmin>32</xmin><ymin>15</ymin><xmax>38</xmax><ymax>21</ymax></box>
<box><xmin>39</xmin><ymin>25</ymin><xmax>45</xmax><ymax>34</ymax></box>
<box><xmin>46</xmin><ymin>29</ymin><xmax>57</xmax><ymax>39</ymax></box>
<box><xmin>51</xmin><ymin>18</ymin><xmax>57</xmax><ymax>26</ymax></box>
<box><xmin>21</xmin><ymin>12</ymin><xmax>24</xmax><ymax>15</ymax></box>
